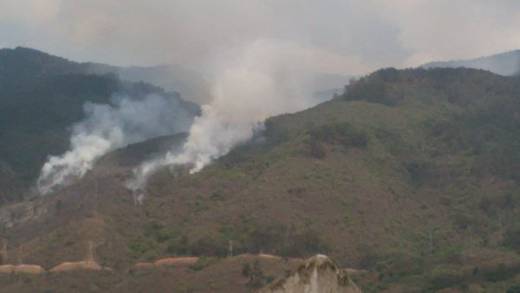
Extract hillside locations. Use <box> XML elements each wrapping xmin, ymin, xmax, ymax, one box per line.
<box><xmin>1</xmin><ymin>67</ymin><xmax>520</xmax><ymax>291</ymax></box>
<box><xmin>0</xmin><ymin>47</ymin><xmax>199</xmax><ymax>204</ymax></box>
<box><xmin>423</xmin><ymin>49</ymin><xmax>520</xmax><ymax>76</ymax></box>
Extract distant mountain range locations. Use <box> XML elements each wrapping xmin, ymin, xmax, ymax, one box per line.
<box><xmin>423</xmin><ymin>49</ymin><xmax>520</xmax><ymax>76</ymax></box>
<box><xmin>84</xmin><ymin>62</ymin><xmax>352</xmax><ymax>105</ymax></box>
<box><xmin>84</xmin><ymin>63</ymin><xmax>212</xmax><ymax>104</ymax></box>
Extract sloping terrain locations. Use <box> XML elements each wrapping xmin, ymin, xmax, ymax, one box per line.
<box><xmin>1</xmin><ymin>67</ymin><xmax>520</xmax><ymax>292</ymax></box>
<box><xmin>0</xmin><ymin>47</ymin><xmax>199</xmax><ymax>204</ymax></box>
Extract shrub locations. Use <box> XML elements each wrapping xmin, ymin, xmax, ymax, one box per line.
<box><xmin>308</xmin><ymin>123</ymin><xmax>368</xmax><ymax>150</ymax></box>
<box><xmin>280</xmin><ymin>229</ymin><xmax>330</xmax><ymax>257</ymax></box>
<box><xmin>222</xmin><ymin>223</ymin><xmax>329</xmax><ymax>258</ymax></box>
<box><xmin>128</xmin><ymin>238</ymin><xmax>159</xmax><ymax>259</ymax></box>
<box><xmin>264</xmin><ymin>118</ymin><xmax>289</xmax><ymax>144</ymax></box>
<box><xmin>504</xmin><ymin>224</ymin><xmax>520</xmax><ymax>250</ymax></box>
<box><xmin>309</xmin><ymin>139</ymin><xmax>326</xmax><ymax>159</ymax></box>
<box><xmin>143</xmin><ymin>221</ymin><xmax>176</xmax><ymax>243</ymax></box>
<box><xmin>190</xmin><ymin>256</ymin><xmax>217</xmax><ymax>271</ymax></box>
<box><xmin>166</xmin><ymin>235</ymin><xmax>190</xmax><ymax>255</ymax></box>
<box><xmin>429</xmin><ymin>266</ymin><xmax>465</xmax><ymax>290</ymax></box>
<box><xmin>483</xmin><ymin>263</ymin><xmax>520</xmax><ymax>282</ymax></box>
<box><xmin>343</xmin><ymin>76</ymin><xmax>390</xmax><ymax>105</ymax></box>
<box><xmin>405</xmin><ymin>160</ymin><xmax>433</xmax><ymax>187</ymax></box>
<box><xmin>479</xmin><ymin>193</ymin><xmax>515</xmax><ymax>215</ymax></box>
<box><xmin>243</xmin><ymin>260</ymin><xmax>274</xmax><ymax>289</ymax></box>
<box><xmin>190</xmin><ymin>236</ymin><xmax>227</xmax><ymax>257</ymax></box>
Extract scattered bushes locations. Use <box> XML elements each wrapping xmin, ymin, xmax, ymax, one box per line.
<box><xmin>165</xmin><ymin>235</ymin><xmax>190</xmax><ymax>255</ymax></box>
<box><xmin>479</xmin><ymin>193</ymin><xmax>515</xmax><ymax>216</ymax></box>
<box><xmin>242</xmin><ymin>260</ymin><xmax>274</xmax><ymax>288</ymax></box>
<box><xmin>405</xmin><ymin>160</ymin><xmax>434</xmax><ymax>187</ymax></box>
<box><xmin>307</xmin><ymin>123</ymin><xmax>368</xmax><ymax>158</ymax></box>
<box><xmin>342</xmin><ymin>70</ymin><xmax>394</xmax><ymax>105</ymax></box>
<box><xmin>309</xmin><ymin>139</ymin><xmax>326</xmax><ymax>159</ymax></box>
<box><xmin>504</xmin><ymin>224</ymin><xmax>520</xmax><ymax>250</ymax></box>
<box><xmin>429</xmin><ymin>266</ymin><xmax>465</xmax><ymax>290</ymax></box>
<box><xmin>236</xmin><ymin>224</ymin><xmax>330</xmax><ymax>258</ymax></box>
<box><xmin>128</xmin><ymin>238</ymin><xmax>159</xmax><ymax>260</ymax></box>
<box><xmin>264</xmin><ymin>118</ymin><xmax>290</xmax><ymax>145</ymax></box>
<box><xmin>189</xmin><ymin>236</ymin><xmax>228</xmax><ymax>257</ymax></box>
<box><xmin>482</xmin><ymin>263</ymin><xmax>520</xmax><ymax>282</ymax></box>
<box><xmin>309</xmin><ymin>123</ymin><xmax>368</xmax><ymax>148</ymax></box>
<box><xmin>131</xmin><ymin>220</ymin><xmax>330</xmax><ymax>260</ymax></box>
<box><xmin>190</xmin><ymin>256</ymin><xmax>218</xmax><ymax>271</ymax></box>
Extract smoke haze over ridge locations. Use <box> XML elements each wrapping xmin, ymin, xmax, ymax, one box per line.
<box><xmin>37</xmin><ymin>94</ymin><xmax>195</xmax><ymax>194</ymax></box>
<box><xmin>6</xmin><ymin>0</ymin><xmax>519</xmax><ymax>194</ymax></box>
<box><xmin>127</xmin><ymin>39</ymin><xmax>321</xmax><ymax>191</ymax></box>
<box><xmin>3</xmin><ymin>1</ymin><xmax>520</xmax><ymax>73</ymax></box>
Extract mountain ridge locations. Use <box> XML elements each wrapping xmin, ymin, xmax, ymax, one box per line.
<box><xmin>422</xmin><ymin>49</ymin><xmax>520</xmax><ymax>76</ymax></box>
<box><xmin>0</xmin><ymin>47</ymin><xmax>200</xmax><ymax>204</ymax></box>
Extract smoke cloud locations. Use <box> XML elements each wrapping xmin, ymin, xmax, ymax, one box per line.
<box><xmin>127</xmin><ymin>39</ymin><xmax>322</xmax><ymax>192</ymax></box>
<box><xmin>37</xmin><ymin>94</ymin><xmax>195</xmax><ymax>194</ymax></box>
<box><xmin>4</xmin><ymin>1</ymin><xmax>520</xmax><ymax>73</ymax></box>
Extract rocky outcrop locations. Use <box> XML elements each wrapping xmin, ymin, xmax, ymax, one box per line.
<box><xmin>259</xmin><ymin>254</ymin><xmax>361</xmax><ymax>293</ymax></box>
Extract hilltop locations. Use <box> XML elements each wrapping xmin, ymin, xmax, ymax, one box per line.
<box><xmin>423</xmin><ymin>49</ymin><xmax>520</xmax><ymax>76</ymax></box>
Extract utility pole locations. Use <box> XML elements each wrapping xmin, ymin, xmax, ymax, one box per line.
<box><xmin>429</xmin><ymin>229</ymin><xmax>434</xmax><ymax>256</ymax></box>
<box><xmin>95</xmin><ymin>178</ymin><xmax>99</xmax><ymax>213</ymax></box>
<box><xmin>228</xmin><ymin>240</ymin><xmax>234</xmax><ymax>257</ymax></box>
<box><xmin>0</xmin><ymin>238</ymin><xmax>7</xmax><ymax>265</ymax></box>
<box><xmin>17</xmin><ymin>245</ymin><xmax>22</xmax><ymax>265</ymax></box>
<box><xmin>87</xmin><ymin>241</ymin><xmax>94</xmax><ymax>262</ymax></box>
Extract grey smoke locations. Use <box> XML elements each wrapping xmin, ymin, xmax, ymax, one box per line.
<box><xmin>37</xmin><ymin>94</ymin><xmax>194</xmax><ymax>194</ymax></box>
<box><xmin>4</xmin><ymin>0</ymin><xmax>520</xmax><ymax>73</ymax></box>
<box><xmin>127</xmin><ymin>39</ymin><xmax>326</xmax><ymax>192</ymax></box>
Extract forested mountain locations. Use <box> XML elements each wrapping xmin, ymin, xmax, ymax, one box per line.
<box><xmin>1</xmin><ymin>66</ymin><xmax>520</xmax><ymax>292</ymax></box>
<box><xmin>0</xmin><ymin>47</ymin><xmax>199</xmax><ymax>204</ymax></box>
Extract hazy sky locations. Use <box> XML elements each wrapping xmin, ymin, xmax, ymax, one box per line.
<box><xmin>2</xmin><ymin>0</ymin><xmax>520</xmax><ymax>75</ymax></box>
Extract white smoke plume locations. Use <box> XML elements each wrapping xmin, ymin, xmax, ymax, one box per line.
<box><xmin>37</xmin><ymin>94</ymin><xmax>194</xmax><ymax>194</ymax></box>
<box><xmin>127</xmin><ymin>39</ymin><xmax>324</xmax><ymax>192</ymax></box>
